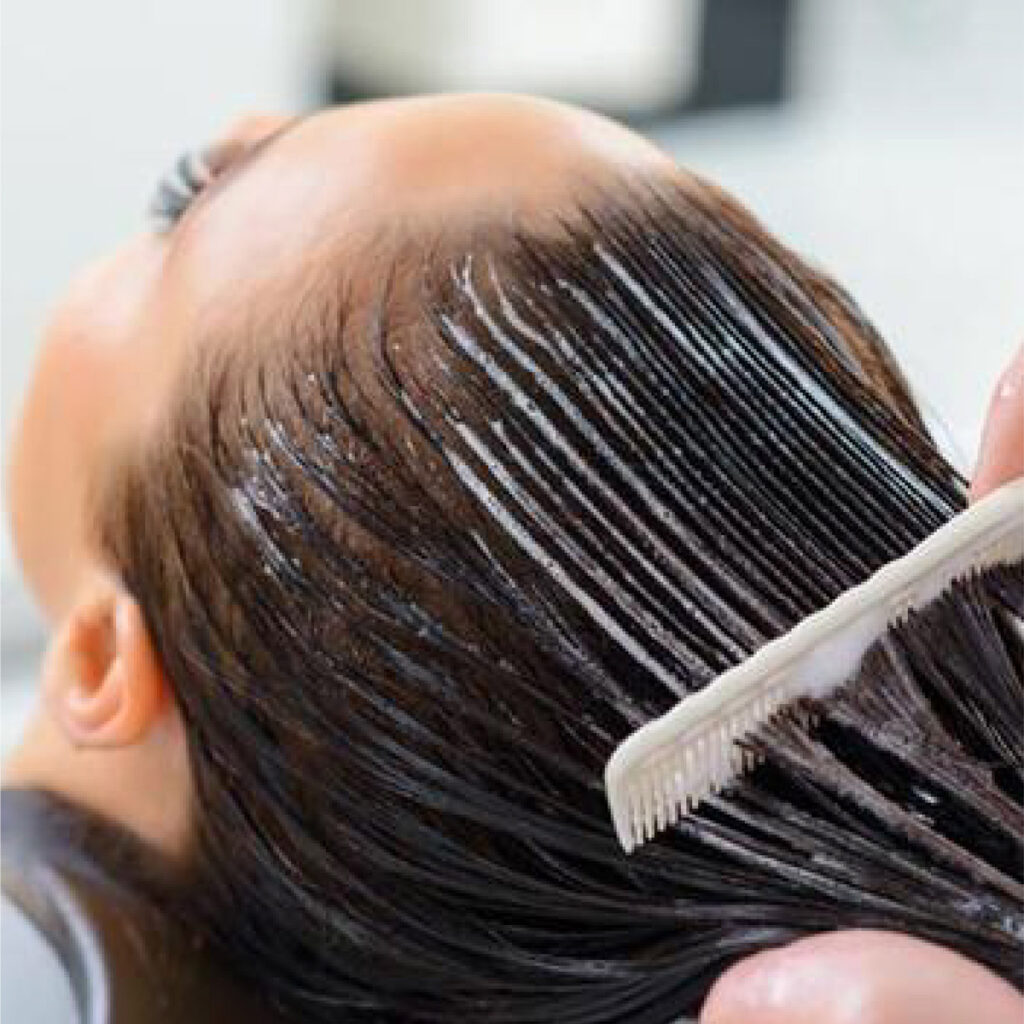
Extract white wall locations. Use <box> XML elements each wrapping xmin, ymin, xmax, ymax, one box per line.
<box><xmin>321</xmin><ymin>0</ymin><xmax>700</xmax><ymax>109</ymax></box>
<box><xmin>1</xmin><ymin>0</ymin><xmax>320</xmax><ymax>654</ymax></box>
<box><xmin>656</xmin><ymin>0</ymin><xmax>1023</xmax><ymax>467</ymax></box>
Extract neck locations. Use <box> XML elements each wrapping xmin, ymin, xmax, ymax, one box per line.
<box><xmin>3</xmin><ymin>699</ymin><xmax>192</xmax><ymax>859</ymax></box>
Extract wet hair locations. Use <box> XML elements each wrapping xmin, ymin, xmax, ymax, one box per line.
<box><xmin>92</xmin><ymin>178</ymin><xmax>1021</xmax><ymax>1022</ymax></box>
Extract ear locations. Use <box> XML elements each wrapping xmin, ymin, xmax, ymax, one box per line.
<box><xmin>43</xmin><ymin>574</ymin><xmax>169</xmax><ymax>750</ymax></box>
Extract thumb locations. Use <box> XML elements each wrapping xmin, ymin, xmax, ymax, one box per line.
<box><xmin>700</xmin><ymin>930</ymin><xmax>1022</xmax><ymax>1024</ymax></box>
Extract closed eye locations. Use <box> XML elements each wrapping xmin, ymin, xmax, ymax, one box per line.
<box><xmin>148</xmin><ymin>150</ymin><xmax>216</xmax><ymax>232</ymax></box>
<box><xmin>147</xmin><ymin>116</ymin><xmax>306</xmax><ymax>235</ymax></box>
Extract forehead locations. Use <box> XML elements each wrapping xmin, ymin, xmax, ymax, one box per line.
<box><xmin>159</xmin><ymin>97</ymin><xmax>670</xmax><ymax>346</ymax></box>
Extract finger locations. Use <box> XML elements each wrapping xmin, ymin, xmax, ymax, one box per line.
<box><xmin>700</xmin><ymin>929</ymin><xmax>1023</xmax><ymax>1024</ymax></box>
<box><xmin>970</xmin><ymin>344</ymin><xmax>1024</xmax><ymax>503</ymax></box>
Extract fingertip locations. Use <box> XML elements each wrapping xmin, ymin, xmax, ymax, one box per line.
<box><xmin>971</xmin><ymin>343</ymin><xmax>1024</xmax><ymax>503</ymax></box>
<box><xmin>699</xmin><ymin>931</ymin><xmax>1024</xmax><ymax>1024</ymax></box>
<box><xmin>699</xmin><ymin>948</ymin><xmax>794</xmax><ymax>1024</ymax></box>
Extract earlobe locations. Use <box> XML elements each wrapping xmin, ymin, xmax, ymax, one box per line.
<box><xmin>45</xmin><ymin>580</ymin><xmax>168</xmax><ymax>750</ymax></box>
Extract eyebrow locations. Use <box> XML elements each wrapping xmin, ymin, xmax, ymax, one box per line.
<box><xmin>179</xmin><ymin>114</ymin><xmax>309</xmax><ymax>227</ymax></box>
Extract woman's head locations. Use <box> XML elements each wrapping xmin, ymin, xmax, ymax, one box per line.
<box><xmin>6</xmin><ymin>94</ymin><xmax>677</xmax><ymax>853</ymax></box>
<box><xmin>8</xmin><ymin>97</ymin><xmax>987</xmax><ymax>1021</ymax></box>
<box><xmin>9</xmin><ymin>96</ymin><xmax>672</xmax><ymax>620</ymax></box>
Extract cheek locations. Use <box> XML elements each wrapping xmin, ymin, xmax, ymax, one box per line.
<box><xmin>8</xmin><ymin>323</ymin><xmax>114</xmax><ymax>617</ymax></box>
<box><xmin>7</xmin><ymin>237</ymin><xmax>167</xmax><ymax>618</ymax></box>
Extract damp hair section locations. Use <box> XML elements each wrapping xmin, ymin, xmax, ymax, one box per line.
<box><xmin>89</xmin><ymin>178</ymin><xmax>1020</xmax><ymax>1022</ymax></box>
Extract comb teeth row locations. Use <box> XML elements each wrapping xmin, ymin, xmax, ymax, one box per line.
<box><xmin>624</xmin><ymin>683</ymin><xmax>797</xmax><ymax>850</ymax></box>
<box><xmin>606</xmin><ymin>480</ymin><xmax>1024</xmax><ymax>854</ymax></box>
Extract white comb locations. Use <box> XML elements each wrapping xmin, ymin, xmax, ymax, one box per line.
<box><xmin>605</xmin><ymin>478</ymin><xmax>1024</xmax><ymax>853</ymax></box>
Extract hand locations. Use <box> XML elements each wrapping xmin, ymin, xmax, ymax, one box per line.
<box><xmin>700</xmin><ymin>930</ymin><xmax>1022</xmax><ymax>1024</ymax></box>
<box><xmin>970</xmin><ymin>344</ymin><xmax>1024</xmax><ymax>502</ymax></box>
<box><xmin>701</xmin><ymin>347</ymin><xmax>1024</xmax><ymax>1024</ymax></box>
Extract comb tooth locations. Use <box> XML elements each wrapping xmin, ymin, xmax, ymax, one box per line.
<box><xmin>642</xmin><ymin>781</ymin><xmax>655</xmax><ymax>842</ymax></box>
<box><xmin>646</xmin><ymin>776</ymin><xmax>657</xmax><ymax>837</ymax></box>
<box><xmin>709</xmin><ymin>733</ymin><xmax>721</xmax><ymax>794</ymax></box>
<box><xmin>727</xmin><ymin>723</ymin><xmax>743</xmax><ymax>787</ymax></box>
<box><xmin>701</xmin><ymin>732</ymin><xmax>713</xmax><ymax>789</ymax></box>
<box><xmin>667</xmin><ymin>780</ymin><xmax>681</xmax><ymax>826</ymax></box>
<box><xmin>677</xmin><ymin>750</ymin><xmax>689</xmax><ymax>810</ymax></box>
<box><xmin>667</xmin><ymin>759</ymin><xmax>681</xmax><ymax>826</ymax></box>
<box><xmin>688</xmin><ymin>745</ymin><xmax>699</xmax><ymax>796</ymax></box>
<box><xmin>653</xmin><ymin>774</ymin><xmax>666</xmax><ymax>833</ymax></box>
<box><xmin>630</xmin><ymin>788</ymin><xmax>644</xmax><ymax>850</ymax></box>
<box><xmin>728</xmin><ymin>721</ymin><xmax>740</xmax><ymax>774</ymax></box>
<box><xmin>717</xmin><ymin>725</ymin><xmax>730</xmax><ymax>788</ymax></box>
<box><xmin>683</xmin><ymin>746</ymin><xmax>696</xmax><ymax>803</ymax></box>
<box><xmin>743</xmin><ymin>705</ymin><xmax>754</xmax><ymax>737</ymax></box>
<box><xmin>697</xmin><ymin>733</ymin><xmax>709</xmax><ymax>794</ymax></box>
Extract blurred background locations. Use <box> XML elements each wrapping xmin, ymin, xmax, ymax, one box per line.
<box><xmin>2</xmin><ymin>0</ymin><xmax>1023</xmax><ymax>752</ymax></box>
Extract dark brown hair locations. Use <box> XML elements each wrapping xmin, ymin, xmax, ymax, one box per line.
<box><xmin>94</xmin><ymin>178</ymin><xmax>1020</xmax><ymax>1022</ymax></box>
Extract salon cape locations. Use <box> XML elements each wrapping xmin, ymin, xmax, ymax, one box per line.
<box><xmin>1</xmin><ymin>789</ymin><xmax>287</xmax><ymax>1024</ymax></box>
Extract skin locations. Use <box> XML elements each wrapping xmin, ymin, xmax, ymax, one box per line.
<box><xmin>970</xmin><ymin>344</ymin><xmax>1024</xmax><ymax>503</ymax></box>
<box><xmin>3</xmin><ymin>95</ymin><xmax>1020</xmax><ymax>1021</ymax></box>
